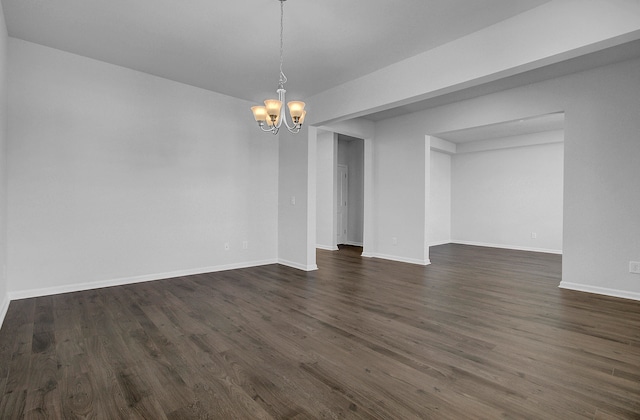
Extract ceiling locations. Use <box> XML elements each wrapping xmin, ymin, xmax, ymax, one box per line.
<box><xmin>1</xmin><ymin>0</ymin><xmax>551</xmax><ymax>105</ymax></box>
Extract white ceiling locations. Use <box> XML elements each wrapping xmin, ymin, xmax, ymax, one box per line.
<box><xmin>1</xmin><ymin>0</ymin><xmax>551</xmax><ymax>104</ymax></box>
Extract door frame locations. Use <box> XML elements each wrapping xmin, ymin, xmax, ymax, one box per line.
<box><xmin>336</xmin><ymin>164</ymin><xmax>348</xmax><ymax>246</ymax></box>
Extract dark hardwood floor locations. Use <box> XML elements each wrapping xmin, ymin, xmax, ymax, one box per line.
<box><xmin>1</xmin><ymin>244</ymin><xmax>639</xmax><ymax>419</ymax></box>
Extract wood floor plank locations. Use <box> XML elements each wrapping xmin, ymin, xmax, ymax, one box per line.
<box><xmin>23</xmin><ymin>296</ymin><xmax>62</xmax><ymax>418</ymax></box>
<box><xmin>1</xmin><ymin>244</ymin><xmax>640</xmax><ymax>418</ymax></box>
<box><xmin>0</xmin><ymin>299</ymin><xmax>36</xmax><ymax>418</ymax></box>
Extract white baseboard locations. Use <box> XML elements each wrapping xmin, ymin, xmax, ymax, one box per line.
<box><xmin>278</xmin><ymin>259</ymin><xmax>318</xmax><ymax>272</ymax></box>
<box><xmin>8</xmin><ymin>259</ymin><xmax>278</xmax><ymax>301</ymax></box>
<box><xmin>0</xmin><ymin>295</ymin><xmax>9</xmax><ymax>330</ymax></box>
<box><xmin>559</xmin><ymin>282</ymin><xmax>640</xmax><ymax>302</ymax></box>
<box><xmin>344</xmin><ymin>241</ymin><xmax>363</xmax><ymax>247</ymax></box>
<box><xmin>451</xmin><ymin>240</ymin><xmax>562</xmax><ymax>255</ymax></box>
<box><xmin>363</xmin><ymin>252</ymin><xmax>430</xmax><ymax>266</ymax></box>
<box><xmin>429</xmin><ymin>240</ymin><xmax>451</xmax><ymax>247</ymax></box>
<box><xmin>316</xmin><ymin>244</ymin><xmax>339</xmax><ymax>251</ymax></box>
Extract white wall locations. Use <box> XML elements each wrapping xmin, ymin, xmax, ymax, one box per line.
<box><xmin>7</xmin><ymin>39</ymin><xmax>279</xmax><ymax>298</ymax></box>
<box><xmin>0</xmin><ymin>4</ymin><xmax>8</xmax><ymax>323</ymax></box>
<box><xmin>561</xmin><ymin>60</ymin><xmax>640</xmax><ymax>299</ymax></box>
<box><xmin>315</xmin><ymin>131</ymin><xmax>336</xmax><ymax>250</ymax></box>
<box><xmin>452</xmin><ymin>135</ymin><xmax>564</xmax><ymax>253</ymax></box>
<box><xmin>370</xmin><ymin>120</ymin><xmax>428</xmax><ymax>265</ymax></box>
<box><xmin>429</xmin><ymin>150</ymin><xmax>451</xmax><ymax>246</ymax></box>
<box><xmin>278</xmin><ymin>126</ymin><xmax>317</xmax><ymax>271</ymax></box>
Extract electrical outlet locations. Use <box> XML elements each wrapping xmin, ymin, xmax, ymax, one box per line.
<box><xmin>290</xmin><ymin>196</ymin><xmax>296</xmax><ymax>205</ymax></box>
<box><xmin>392</xmin><ymin>237</ymin><xmax>398</xmax><ymax>246</ymax></box>
<box><xmin>531</xmin><ymin>232</ymin><xmax>537</xmax><ymax>239</ymax></box>
<box><xmin>242</xmin><ymin>241</ymin><xmax>248</xmax><ymax>250</ymax></box>
<box><xmin>630</xmin><ymin>261</ymin><xmax>640</xmax><ymax>274</ymax></box>
<box><xmin>224</xmin><ymin>242</ymin><xmax>230</xmax><ymax>251</ymax></box>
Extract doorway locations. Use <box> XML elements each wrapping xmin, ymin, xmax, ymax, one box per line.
<box><xmin>315</xmin><ymin>131</ymin><xmax>365</xmax><ymax>251</ymax></box>
<box><xmin>337</xmin><ymin>135</ymin><xmax>364</xmax><ymax>247</ymax></box>
<box><xmin>429</xmin><ymin>112</ymin><xmax>565</xmax><ymax>255</ymax></box>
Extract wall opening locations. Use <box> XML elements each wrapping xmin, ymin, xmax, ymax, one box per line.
<box><xmin>429</xmin><ymin>112</ymin><xmax>565</xmax><ymax>255</ymax></box>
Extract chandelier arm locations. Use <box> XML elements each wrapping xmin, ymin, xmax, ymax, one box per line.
<box><xmin>281</xmin><ymin>114</ymin><xmax>297</xmax><ymax>131</ymax></box>
<box><xmin>280</xmin><ymin>114</ymin><xmax>301</xmax><ymax>133</ymax></box>
<box><xmin>258</xmin><ymin>124</ymin><xmax>277</xmax><ymax>134</ymax></box>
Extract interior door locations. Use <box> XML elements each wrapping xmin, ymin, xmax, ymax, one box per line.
<box><xmin>337</xmin><ymin>165</ymin><xmax>348</xmax><ymax>245</ymax></box>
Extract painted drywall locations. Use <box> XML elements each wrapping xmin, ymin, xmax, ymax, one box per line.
<box><xmin>429</xmin><ymin>150</ymin><xmax>451</xmax><ymax>246</ymax></box>
<box><xmin>559</xmin><ymin>61</ymin><xmax>640</xmax><ymax>299</ymax></box>
<box><xmin>452</xmin><ymin>135</ymin><xmax>564</xmax><ymax>253</ymax></box>
<box><xmin>278</xmin><ymin>125</ymin><xmax>317</xmax><ymax>271</ymax></box>
<box><xmin>320</xmin><ymin>119</ymin><xmax>375</xmax><ymax>141</ymax></box>
<box><xmin>370</xmin><ymin>120</ymin><xmax>428</xmax><ymax>265</ymax></box>
<box><xmin>337</xmin><ymin>136</ymin><xmax>364</xmax><ymax>246</ymax></box>
<box><xmin>7</xmin><ymin>39</ymin><xmax>279</xmax><ymax>297</ymax></box>
<box><xmin>346</xmin><ymin>138</ymin><xmax>364</xmax><ymax>246</ymax></box>
<box><xmin>0</xmin><ymin>3</ymin><xmax>8</xmax><ymax>323</ymax></box>
<box><xmin>316</xmin><ymin>131</ymin><xmax>336</xmax><ymax>250</ymax></box>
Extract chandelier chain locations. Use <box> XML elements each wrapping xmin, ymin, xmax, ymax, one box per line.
<box><xmin>279</xmin><ymin>0</ymin><xmax>287</xmax><ymax>86</ymax></box>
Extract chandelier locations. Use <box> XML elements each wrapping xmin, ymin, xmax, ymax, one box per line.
<box><xmin>250</xmin><ymin>0</ymin><xmax>306</xmax><ymax>135</ymax></box>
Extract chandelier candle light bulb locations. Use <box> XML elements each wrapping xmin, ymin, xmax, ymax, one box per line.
<box><xmin>250</xmin><ymin>0</ymin><xmax>306</xmax><ymax>135</ymax></box>
<box><xmin>251</xmin><ymin>106</ymin><xmax>268</xmax><ymax>123</ymax></box>
<box><xmin>264</xmin><ymin>99</ymin><xmax>283</xmax><ymax>122</ymax></box>
<box><xmin>287</xmin><ymin>101</ymin><xmax>306</xmax><ymax>124</ymax></box>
